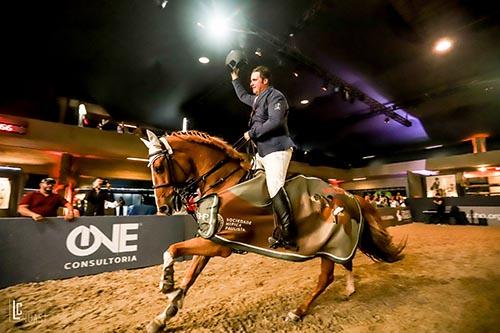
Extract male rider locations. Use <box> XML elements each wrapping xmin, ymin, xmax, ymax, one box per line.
<box><xmin>231</xmin><ymin>65</ymin><xmax>297</xmax><ymax>249</ymax></box>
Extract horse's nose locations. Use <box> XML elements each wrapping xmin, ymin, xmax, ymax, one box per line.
<box><xmin>158</xmin><ymin>205</ymin><xmax>170</xmax><ymax>215</ymax></box>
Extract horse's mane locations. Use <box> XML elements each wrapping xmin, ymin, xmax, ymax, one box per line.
<box><xmin>168</xmin><ymin>130</ymin><xmax>247</xmax><ymax>162</ymax></box>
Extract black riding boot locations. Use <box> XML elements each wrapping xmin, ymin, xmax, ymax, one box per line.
<box><xmin>268</xmin><ymin>187</ymin><xmax>298</xmax><ymax>250</ymax></box>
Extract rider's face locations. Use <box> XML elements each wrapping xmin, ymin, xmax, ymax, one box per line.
<box><xmin>250</xmin><ymin>72</ymin><xmax>268</xmax><ymax>95</ymax></box>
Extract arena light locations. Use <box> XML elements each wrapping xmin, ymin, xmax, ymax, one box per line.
<box><xmin>197</xmin><ymin>12</ymin><xmax>233</xmax><ymax>42</ymax></box>
<box><xmin>362</xmin><ymin>155</ymin><xmax>375</xmax><ymax>159</ymax></box>
<box><xmin>300</xmin><ymin>99</ymin><xmax>309</xmax><ymax>105</ymax></box>
<box><xmin>433</xmin><ymin>37</ymin><xmax>453</xmax><ymax>54</ymax></box>
<box><xmin>198</xmin><ymin>57</ymin><xmax>210</xmax><ymax>64</ymax></box>
<box><xmin>154</xmin><ymin>0</ymin><xmax>168</xmax><ymax>9</ymax></box>
<box><xmin>425</xmin><ymin>144</ymin><xmax>443</xmax><ymax>149</ymax></box>
<box><xmin>352</xmin><ymin>177</ymin><xmax>367</xmax><ymax>181</ymax></box>
<box><xmin>413</xmin><ymin>170</ymin><xmax>439</xmax><ymax>176</ymax></box>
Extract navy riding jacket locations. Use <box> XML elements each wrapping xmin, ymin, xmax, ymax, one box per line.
<box><xmin>232</xmin><ymin>79</ymin><xmax>295</xmax><ymax>157</ymax></box>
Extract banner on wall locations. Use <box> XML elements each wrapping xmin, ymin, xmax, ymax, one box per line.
<box><xmin>0</xmin><ymin>215</ymin><xmax>196</xmax><ymax>288</ymax></box>
<box><xmin>0</xmin><ymin>177</ymin><xmax>11</xmax><ymax>209</ymax></box>
<box><xmin>426</xmin><ymin>175</ymin><xmax>458</xmax><ymax>197</ymax></box>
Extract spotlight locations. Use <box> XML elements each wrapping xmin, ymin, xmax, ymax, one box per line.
<box><xmin>384</xmin><ymin>117</ymin><xmax>390</xmax><ymax>124</ymax></box>
<box><xmin>433</xmin><ymin>37</ymin><xmax>453</xmax><ymax>54</ymax></box>
<box><xmin>198</xmin><ymin>56</ymin><xmax>210</xmax><ymax>64</ymax></box>
<box><xmin>340</xmin><ymin>86</ymin><xmax>350</xmax><ymax>101</ymax></box>
<box><xmin>293</xmin><ymin>72</ymin><xmax>299</xmax><ymax>78</ymax></box>
<box><xmin>255</xmin><ymin>48</ymin><xmax>262</xmax><ymax>57</ymax></box>
<box><xmin>154</xmin><ymin>0</ymin><xmax>168</xmax><ymax>8</ymax></box>
<box><xmin>320</xmin><ymin>80</ymin><xmax>329</xmax><ymax>92</ymax></box>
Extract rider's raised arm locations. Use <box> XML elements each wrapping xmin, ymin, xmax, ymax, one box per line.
<box><xmin>231</xmin><ymin>78</ymin><xmax>255</xmax><ymax>107</ymax></box>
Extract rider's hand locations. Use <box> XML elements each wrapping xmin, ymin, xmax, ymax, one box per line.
<box><xmin>244</xmin><ymin>131</ymin><xmax>250</xmax><ymax>141</ymax></box>
<box><xmin>231</xmin><ymin>68</ymin><xmax>239</xmax><ymax>80</ymax></box>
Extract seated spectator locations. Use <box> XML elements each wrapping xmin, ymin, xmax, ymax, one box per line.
<box><xmin>449</xmin><ymin>206</ymin><xmax>469</xmax><ymax>225</ymax></box>
<box><xmin>116</xmin><ymin>197</ymin><xmax>127</xmax><ymax>216</ymax></box>
<box><xmin>18</xmin><ymin>178</ymin><xmax>74</xmax><ymax>222</ymax></box>
<box><xmin>128</xmin><ymin>195</ymin><xmax>157</xmax><ymax>215</ymax></box>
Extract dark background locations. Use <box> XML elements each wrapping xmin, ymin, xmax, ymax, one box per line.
<box><xmin>1</xmin><ymin>0</ymin><xmax>499</xmax><ymax>168</ymax></box>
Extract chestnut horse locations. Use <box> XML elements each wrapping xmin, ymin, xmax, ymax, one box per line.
<box><xmin>141</xmin><ymin>130</ymin><xmax>405</xmax><ymax>333</ymax></box>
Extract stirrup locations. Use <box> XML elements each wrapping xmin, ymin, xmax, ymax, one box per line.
<box><xmin>268</xmin><ymin>236</ymin><xmax>298</xmax><ymax>251</ymax></box>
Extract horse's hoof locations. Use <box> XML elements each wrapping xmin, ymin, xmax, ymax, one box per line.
<box><xmin>146</xmin><ymin>320</ymin><xmax>165</xmax><ymax>333</ymax></box>
<box><xmin>345</xmin><ymin>287</ymin><xmax>356</xmax><ymax>297</ymax></box>
<box><xmin>285</xmin><ymin>311</ymin><xmax>301</xmax><ymax>322</ymax></box>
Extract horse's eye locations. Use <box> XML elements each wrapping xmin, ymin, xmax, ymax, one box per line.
<box><xmin>154</xmin><ymin>164</ymin><xmax>165</xmax><ymax>174</ymax></box>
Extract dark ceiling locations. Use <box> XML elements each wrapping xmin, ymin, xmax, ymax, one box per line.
<box><xmin>2</xmin><ymin>0</ymin><xmax>500</xmax><ymax>168</ymax></box>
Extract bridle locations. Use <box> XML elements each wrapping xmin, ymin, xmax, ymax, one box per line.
<box><xmin>148</xmin><ymin>136</ymin><xmax>247</xmax><ymax>210</ymax></box>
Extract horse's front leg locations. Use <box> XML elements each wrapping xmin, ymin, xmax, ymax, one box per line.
<box><xmin>147</xmin><ymin>238</ymin><xmax>231</xmax><ymax>333</ymax></box>
<box><xmin>160</xmin><ymin>238</ymin><xmax>232</xmax><ymax>293</ymax></box>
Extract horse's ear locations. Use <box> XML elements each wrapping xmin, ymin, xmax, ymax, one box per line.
<box><xmin>146</xmin><ymin>130</ymin><xmax>161</xmax><ymax>145</ymax></box>
<box><xmin>159</xmin><ymin>135</ymin><xmax>173</xmax><ymax>155</ymax></box>
<box><xmin>140</xmin><ymin>137</ymin><xmax>152</xmax><ymax>149</ymax></box>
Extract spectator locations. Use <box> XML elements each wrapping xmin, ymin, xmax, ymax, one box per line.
<box><xmin>128</xmin><ymin>195</ymin><xmax>157</xmax><ymax>215</ymax></box>
<box><xmin>432</xmin><ymin>195</ymin><xmax>446</xmax><ymax>224</ymax></box>
<box><xmin>116</xmin><ymin>197</ymin><xmax>127</xmax><ymax>216</ymax></box>
<box><xmin>84</xmin><ymin>177</ymin><xmax>115</xmax><ymax>216</ymax></box>
<box><xmin>18</xmin><ymin>178</ymin><xmax>74</xmax><ymax>222</ymax></box>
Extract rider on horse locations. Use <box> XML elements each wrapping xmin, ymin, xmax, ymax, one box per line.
<box><xmin>229</xmin><ymin>56</ymin><xmax>297</xmax><ymax>250</ymax></box>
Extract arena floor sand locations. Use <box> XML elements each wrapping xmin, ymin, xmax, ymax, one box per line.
<box><xmin>1</xmin><ymin>223</ymin><xmax>499</xmax><ymax>333</ymax></box>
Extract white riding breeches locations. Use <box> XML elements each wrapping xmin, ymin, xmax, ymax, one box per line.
<box><xmin>254</xmin><ymin>148</ymin><xmax>293</xmax><ymax>198</ymax></box>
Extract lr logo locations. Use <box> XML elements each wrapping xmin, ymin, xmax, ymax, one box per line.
<box><xmin>66</xmin><ymin>224</ymin><xmax>139</xmax><ymax>256</ymax></box>
<box><xmin>10</xmin><ymin>299</ymin><xmax>22</xmax><ymax>321</ymax></box>
<box><xmin>9</xmin><ymin>299</ymin><xmax>47</xmax><ymax>323</ymax></box>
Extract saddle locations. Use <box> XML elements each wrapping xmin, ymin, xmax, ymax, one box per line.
<box><xmin>194</xmin><ymin>171</ymin><xmax>364</xmax><ymax>263</ymax></box>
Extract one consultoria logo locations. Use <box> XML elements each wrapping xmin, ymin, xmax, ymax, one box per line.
<box><xmin>66</xmin><ymin>224</ymin><xmax>139</xmax><ymax>256</ymax></box>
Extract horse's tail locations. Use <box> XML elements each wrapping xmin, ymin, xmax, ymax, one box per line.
<box><xmin>356</xmin><ymin>196</ymin><xmax>406</xmax><ymax>263</ymax></box>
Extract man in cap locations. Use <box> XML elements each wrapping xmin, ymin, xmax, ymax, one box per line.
<box><xmin>230</xmin><ymin>64</ymin><xmax>297</xmax><ymax>250</ymax></box>
<box><xmin>18</xmin><ymin>178</ymin><xmax>74</xmax><ymax>222</ymax></box>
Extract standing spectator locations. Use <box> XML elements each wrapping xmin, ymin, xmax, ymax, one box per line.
<box><xmin>432</xmin><ymin>195</ymin><xmax>446</xmax><ymax>224</ymax></box>
<box><xmin>18</xmin><ymin>178</ymin><xmax>74</xmax><ymax>222</ymax></box>
<box><xmin>84</xmin><ymin>177</ymin><xmax>114</xmax><ymax>216</ymax></box>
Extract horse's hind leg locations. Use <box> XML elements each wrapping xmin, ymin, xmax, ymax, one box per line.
<box><xmin>343</xmin><ymin>260</ymin><xmax>355</xmax><ymax>297</ymax></box>
<box><xmin>287</xmin><ymin>257</ymin><xmax>335</xmax><ymax>321</ymax></box>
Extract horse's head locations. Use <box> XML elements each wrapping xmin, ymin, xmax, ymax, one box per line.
<box><xmin>141</xmin><ymin>130</ymin><xmax>194</xmax><ymax>215</ymax></box>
